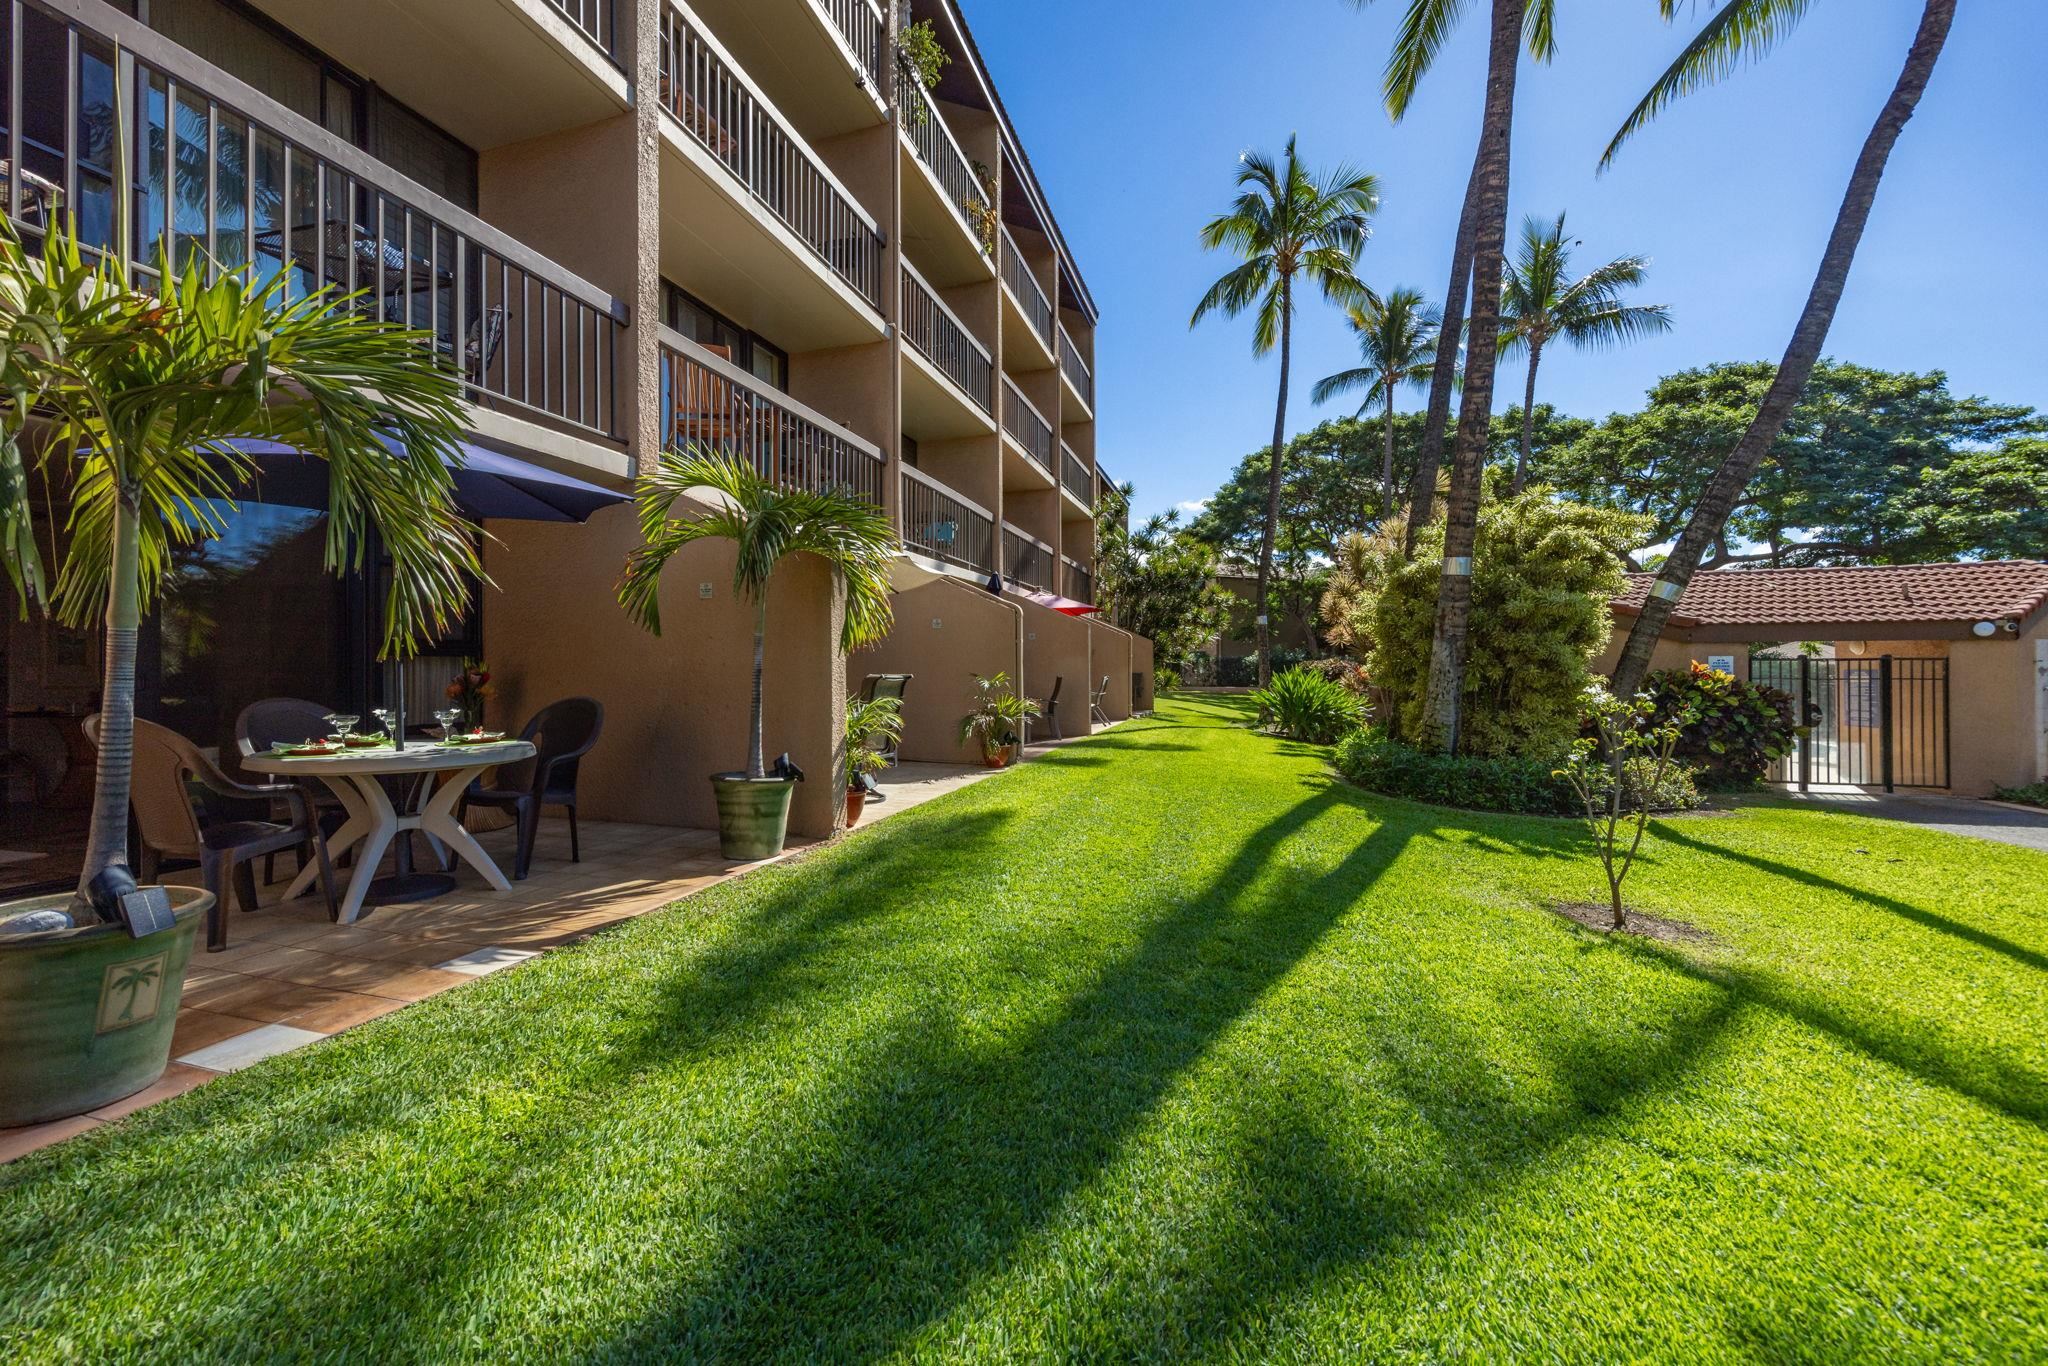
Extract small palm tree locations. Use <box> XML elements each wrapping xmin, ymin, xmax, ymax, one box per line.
<box><xmin>1191</xmin><ymin>135</ymin><xmax>1377</xmax><ymax>689</ymax></box>
<box><xmin>1312</xmin><ymin>287</ymin><xmax>1441</xmax><ymax>518</ymax></box>
<box><xmin>1499</xmin><ymin>213</ymin><xmax>1670</xmax><ymax>493</ymax></box>
<box><xmin>1</xmin><ymin>222</ymin><xmax>479</xmax><ymax>912</ymax></box>
<box><xmin>618</xmin><ymin>450</ymin><xmax>897</xmax><ymax>782</ymax></box>
<box><xmin>1603</xmin><ymin>0</ymin><xmax>1957</xmax><ymax>694</ymax></box>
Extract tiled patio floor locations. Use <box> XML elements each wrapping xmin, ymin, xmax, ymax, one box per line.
<box><xmin>0</xmin><ymin>750</ymin><xmax>1063</xmax><ymax>1164</ymax></box>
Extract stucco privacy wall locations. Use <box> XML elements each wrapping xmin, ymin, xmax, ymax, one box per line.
<box><xmin>849</xmin><ymin>579</ymin><xmax>1023</xmax><ymax>763</ymax></box>
<box><xmin>482</xmin><ymin>503</ymin><xmax>848</xmax><ymax>838</ymax></box>
<box><xmin>1017</xmin><ymin>599</ymin><xmax>1092</xmax><ymax>740</ymax></box>
<box><xmin>1131</xmin><ymin>635</ymin><xmax>1155</xmax><ymax>711</ymax></box>
<box><xmin>1951</xmin><ymin>616</ymin><xmax>2048</xmax><ymax>796</ymax></box>
<box><xmin>1085</xmin><ymin>619</ymin><xmax>1135</xmax><ymax>721</ymax></box>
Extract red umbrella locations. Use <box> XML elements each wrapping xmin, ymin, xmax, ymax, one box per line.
<box><xmin>1019</xmin><ymin>590</ymin><xmax>1100</xmax><ymax>617</ymax></box>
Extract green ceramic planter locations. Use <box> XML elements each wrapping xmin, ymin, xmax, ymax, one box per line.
<box><xmin>0</xmin><ymin>888</ymin><xmax>211</xmax><ymax>1128</ymax></box>
<box><xmin>711</xmin><ymin>773</ymin><xmax>796</xmax><ymax>860</ymax></box>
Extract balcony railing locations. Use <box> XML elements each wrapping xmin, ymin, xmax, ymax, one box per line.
<box><xmin>7</xmin><ymin>0</ymin><xmax>626</xmax><ymax>441</ymax></box>
<box><xmin>546</xmin><ymin>0</ymin><xmax>617</xmax><ymax>58</ymax></box>
<box><xmin>661</xmin><ymin>328</ymin><xmax>884</xmax><ymax>504</ymax></box>
<box><xmin>1002</xmin><ymin>378</ymin><xmax>1053</xmax><ymax>471</ymax></box>
<box><xmin>1063</xmin><ymin>555</ymin><xmax>1093</xmax><ymax>605</ymax></box>
<box><xmin>1058</xmin><ymin>323</ymin><xmax>1094</xmax><ymax>410</ymax></box>
<box><xmin>1060</xmin><ymin>443</ymin><xmax>1092</xmax><ymax>508</ymax></box>
<box><xmin>1003</xmin><ymin>524</ymin><xmax>1054</xmax><ymax>592</ymax></box>
<box><xmin>661</xmin><ymin>2</ymin><xmax>885</xmax><ymax>308</ymax></box>
<box><xmin>901</xmin><ymin>259</ymin><xmax>992</xmax><ymax>413</ymax></box>
<box><xmin>901</xmin><ymin>466</ymin><xmax>993</xmax><ymax>572</ymax></box>
<box><xmin>817</xmin><ymin>0</ymin><xmax>885</xmax><ymax>88</ymax></box>
<box><xmin>895</xmin><ymin>70</ymin><xmax>989</xmax><ymax>252</ymax></box>
<box><xmin>1000</xmin><ymin>224</ymin><xmax>1052</xmax><ymax>347</ymax></box>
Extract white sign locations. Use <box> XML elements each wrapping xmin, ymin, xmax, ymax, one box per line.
<box><xmin>1705</xmin><ymin>655</ymin><xmax>1736</xmax><ymax>676</ymax></box>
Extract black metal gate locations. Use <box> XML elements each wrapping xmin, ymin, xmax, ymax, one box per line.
<box><xmin>1750</xmin><ymin>655</ymin><xmax>1950</xmax><ymax>791</ymax></box>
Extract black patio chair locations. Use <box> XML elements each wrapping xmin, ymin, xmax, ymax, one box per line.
<box><xmin>1035</xmin><ymin>676</ymin><xmax>1064</xmax><ymax>743</ymax></box>
<box><xmin>235</xmin><ymin>696</ymin><xmax>352</xmax><ymax>879</ymax></box>
<box><xmin>456</xmin><ymin>697</ymin><xmax>604</xmax><ymax>880</ymax></box>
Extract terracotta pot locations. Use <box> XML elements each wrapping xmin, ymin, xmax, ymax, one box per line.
<box><xmin>845</xmin><ymin>786</ymin><xmax>868</xmax><ymax>827</ymax></box>
<box><xmin>982</xmin><ymin>749</ymin><xmax>1006</xmax><ymax>769</ymax></box>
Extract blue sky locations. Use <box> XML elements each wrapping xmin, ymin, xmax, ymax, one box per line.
<box><xmin>959</xmin><ymin>0</ymin><xmax>2047</xmax><ymax>521</ymax></box>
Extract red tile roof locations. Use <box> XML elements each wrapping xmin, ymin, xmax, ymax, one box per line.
<box><xmin>1613</xmin><ymin>561</ymin><xmax>2048</xmax><ymax>628</ymax></box>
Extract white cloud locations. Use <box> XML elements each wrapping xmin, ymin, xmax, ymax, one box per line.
<box><xmin>1175</xmin><ymin>498</ymin><xmax>1210</xmax><ymax>514</ymax></box>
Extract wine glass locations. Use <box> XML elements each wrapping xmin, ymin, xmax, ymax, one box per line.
<box><xmin>323</xmin><ymin>713</ymin><xmax>359</xmax><ymax>743</ymax></box>
<box><xmin>373</xmin><ymin>708</ymin><xmax>397</xmax><ymax>741</ymax></box>
<box><xmin>434</xmin><ymin>708</ymin><xmax>460</xmax><ymax>740</ymax></box>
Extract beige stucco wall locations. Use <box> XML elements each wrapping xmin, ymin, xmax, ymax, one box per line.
<box><xmin>482</xmin><ymin>502</ymin><xmax>847</xmax><ymax>838</ymax></box>
<box><xmin>1131</xmin><ymin>635</ymin><xmax>1155</xmax><ymax>711</ymax></box>
<box><xmin>1950</xmin><ymin>619</ymin><xmax>2047</xmax><ymax>796</ymax></box>
<box><xmin>1085</xmin><ymin>619</ymin><xmax>1135</xmax><ymax>721</ymax></box>
<box><xmin>848</xmin><ymin>578</ymin><xmax>1022</xmax><ymax>763</ymax></box>
<box><xmin>1017</xmin><ymin>599</ymin><xmax>1092</xmax><ymax>740</ymax></box>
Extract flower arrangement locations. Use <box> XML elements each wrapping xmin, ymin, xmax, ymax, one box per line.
<box><xmin>446</xmin><ymin>658</ymin><xmax>493</xmax><ymax>729</ymax></box>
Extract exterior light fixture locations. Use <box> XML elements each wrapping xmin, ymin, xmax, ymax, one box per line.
<box><xmin>1972</xmin><ymin>620</ymin><xmax>1998</xmax><ymax>638</ymax></box>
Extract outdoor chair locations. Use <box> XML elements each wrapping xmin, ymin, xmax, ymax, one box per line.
<box><xmin>235</xmin><ymin>696</ymin><xmax>352</xmax><ymax>879</ymax></box>
<box><xmin>858</xmin><ymin>674</ymin><xmax>913</xmax><ymax>766</ymax></box>
<box><xmin>1035</xmin><ymin>676</ymin><xmax>1063</xmax><ymax>743</ymax></box>
<box><xmin>85</xmin><ymin>714</ymin><xmax>337</xmax><ymax>952</ymax></box>
<box><xmin>1091</xmin><ymin>675</ymin><xmax>1112</xmax><ymax>727</ymax></box>
<box><xmin>456</xmin><ymin>697</ymin><xmax>604</xmax><ymax>880</ymax></box>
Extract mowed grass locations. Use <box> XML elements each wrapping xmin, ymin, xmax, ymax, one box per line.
<box><xmin>4</xmin><ymin>693</ymin><xmax>2046</xmax><ymax>1361</ymax></box>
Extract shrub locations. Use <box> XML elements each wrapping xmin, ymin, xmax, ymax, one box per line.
<box><xmin>1556</xmin><ymin>683</ymin><xmax>1699</xmax><ymax>926</ymax></box>
<box><xmin>1217</xmin><ymin>656</ymin><xmax>1257</xmax><ymax>688</ymax></box>
<box><xmin>1642</xmin><ymin>663</ymin><xmax>1798</xmax><ymax>789</ymax></box>
<box><xmin>1994</xmin><ymin>781</ymin><xmax>2048</xmax><ymax>809</ymax></box>
<box><xmin>1333</xmin><ymin>730</ymin><xmax>1702</xmax><ymax>817</ymax></box>
<box><xmin>1295</xmin><ymin>657</ymin><xmax>1372</xmax><ymax>694</ymax></box>
<box><xmin>1251</xmin><ymin>668</ymin><xmax>1371</xmax><ymax>744</ymax></box>
<box><xmin>1155</xmin><ymin>667</ymin><xmax>1182</xmax><ymax>693</ymax></box>
<box><xmin>1619</xmin><ymin>756</ymin><xmax>1703</xmax><ymax>813</ymax></box>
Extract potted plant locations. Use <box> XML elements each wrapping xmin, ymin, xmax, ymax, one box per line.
<box><xmin>959</xmin><ymin>672</ymin><xmax>1040</xmax><ymax>767</ymax></box>
<box><xmin>0</xmin><ymin>222</ymin><xmax>479</xmax><ymax>1126</ymax></box>
<box><xmin>619</xmin><ymin>450</ymin><xmax>897</xmax><ymax>859</ymax></box>
<box><xmin>843</xmin><ymin>694</ymin><xmax>903</xmax><ymax>827</ymax></box>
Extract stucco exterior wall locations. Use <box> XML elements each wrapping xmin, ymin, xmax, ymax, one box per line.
<box><xmin>1085</xmin><ymin>619</ymin><xmax>1135</xmax><ymax>721</ymax></box>
<box><xmin>848</xmin><ymin>579</ymin><xmax>1022</xmax><ymax>763</ymax></box>
<box><xmin>1017</xmin><ymin>600</ymin><xmax>1092</xmax><ymax>741</ymax></box>
<box><xmin>482</xmin><ymin>502</ymin><xmax>847</xmax><ymax>838</ymax></box>
<box><xmin>1950</xmin><ymin>618</ymin><xmax>2047</xmax><ymax>796</ymax></box>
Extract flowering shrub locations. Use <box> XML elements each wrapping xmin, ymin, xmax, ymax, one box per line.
<box><xmin>1641</xmin><ymin>663</ymin><xmax>1797</xmax><ymax>789</ymax></box>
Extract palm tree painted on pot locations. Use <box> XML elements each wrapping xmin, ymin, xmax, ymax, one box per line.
<box><xmin>1191</xmin><ymin>136</ymin><xmax>1377</xmax><ymax>689</ymax></box>
<box><xmin>1605</xmin><ymin>0</ymin><xmax>1957</xmax><ymax>696</ymax></box>
<box><xmin>1499</xmin><ymin>213</ymin><xmax>1670</xmax><ymax>493</ymax></box>
<box><xmin>1312</xmin><ymin>287</ymin><xmax>1441</xmax><ymax>519</ymax></box>
<box><xmin>617</xmin><ymin>450</ymin><xmax>897</xmax><ymax>783</ymax></box>
<box><xmin>0</xmin><ymin>223</ymin><xmax>480</xmax><ymax>916</ymax></box>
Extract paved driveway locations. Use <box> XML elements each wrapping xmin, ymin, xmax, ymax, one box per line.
<box><xmin>1776</xmin><ymin>791</ymin><xmax>2048</xmax><ymax>853</ymax></box>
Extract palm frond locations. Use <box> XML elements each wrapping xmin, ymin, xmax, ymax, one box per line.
<box><xmin>1558</xmin><ymin>300</ymin><xmax>1674</xmax><ymax>348</ymax></box>
<box><xmin>1311</xmin><ymin>366</ymin><xmax>1378</xmax><ymax>406</ymax></box>
<box><xmin>1601</xmin><ymin>0</ymin><xmax>1817</xmax><ymax>169</ymax></box>
<box><xmin>1383</xmin><ymin>0</ymin><xmax>1472</xmax><ymax>120</ymax></box>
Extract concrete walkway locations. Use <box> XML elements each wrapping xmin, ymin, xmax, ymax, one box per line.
<box><xmin>1775</xmin><ymin>790</ymin><xmax>2048</xmax><ymax>852</ymax></box>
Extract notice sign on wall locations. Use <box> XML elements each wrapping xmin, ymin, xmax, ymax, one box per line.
<box><xmin>1845</xmin><ymin>667</ymin><xmax>1884</xmax><ymax>729</ymax></box>
<box><xmin>1705</xmin><ymin>655</ymin><xmax>1736</xmax><ymax>676</ymax></box>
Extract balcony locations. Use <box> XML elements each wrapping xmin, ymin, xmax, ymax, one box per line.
<box><xmin>1058</xmin><ymin>323</ymin><xmax>1094</xmax><ymax>415</ymax></box>
<box><xmin>896</xmin><ymin>71</ymin><xmax>992</xmax><ymax>285</ymax></box>
<box><xmin>661</xmin><ymin>329</ymin><xmax>885</xmax><ymax>505</ymax></box>
<box><xmin>999</xmin><ymin>224</ymin><xmax>1053</xmax><ymax>370</ymax></box>
<box><xmin>12</xmin><ymin>0</ymin><xmax>627</xmax><ymax>443</ymax></box>
<box><xmin>1060</xmin><ymin>443</ymin><xmax>1094</xmax><ymax>512</ymax></box>
<box><xmin>901</xmin><ymin>466</ymin><xmax>994</xmax><ymax>574</ymax></box>
<box><xmin>900</xmin><ymin>260</ymin><xmax>996</xmax><ymax>439</ymax></box>
<box><xmin>1002</xmin><ymin>524</ymin><xmax>1055</xmax><ymax>593</ymax></box>
<box><xmin>659</xmin><ymin>0</ymin><xmax>888</xmax><ymax>349</ymax></box>
<box><xmin>1001</xmin><ymin>378</ymin><xmax>1055</xmax><ymax>487</ymax></box>
<box><xmin>1063</xmin><ymin>555</ymin><xmax>1094</xmax><ymax>605</ymax></box>
<box><xmin>684</xmin><ymin>0</ymin><xmax>888</xmax><ymax>139</ymax></box>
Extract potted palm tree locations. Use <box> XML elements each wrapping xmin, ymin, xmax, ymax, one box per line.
<box><xmin>618</xmin><ymin>450</ymin><xmax>897</xmax><ymax>859</ymax></box>
<box><xmin>842</xmin><ymin>693</ymin><xmax>902</xmax><ymax>827</ymax></box>
<box><xmin>958</xmin><ymin>672</ymin><xmax>1040</xmax><ymax>767</ymax></box>
<box><xmin>0</xmin><ymin>223</ymin><xmax>479</xmax><ymax>1127</ymax></box>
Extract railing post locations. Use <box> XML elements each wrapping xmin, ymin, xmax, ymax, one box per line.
<box><xmin>1879</xmin><ymin>654</ymin><xmax>1895</xmax><ymax>793</ymax></box>
<box><xmin>1797</xmin><ymin>654</ymin><xmax>1812</xmax><ymax>793</ymax></box>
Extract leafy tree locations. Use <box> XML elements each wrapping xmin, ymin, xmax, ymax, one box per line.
<box><xmin>1094</xmin><ymin>482</ymin><xmax>1234</xmax><ymax>672</ymax></box>
<box><xmin>1498</xmin><ymin>212</ymin><xmax>1670</xmax><ymax>492</ymax></box>
<box><xmin>1606</xmin><ymin>0</ymin><xmax>1959</xmax><ymax>695</ymax></box>
<box><xmin>1351</xmin><ymin>489</ymin><xmax>1649</xmax><ymax>759</ymax></box>
<box><xmin>1191</xmin><ymin>136</ymin><xmax>1378</xmax><ymax>689</ymax></box>
<box><xmin>1539</xmin><ymin>361</ymin><xmax>2042</xmax><ymax>566</ymax></box>
<box><xmin>1312</xmin><ymin>287</ymin><xmax>1441</xmax><ymax>516</ymax></box>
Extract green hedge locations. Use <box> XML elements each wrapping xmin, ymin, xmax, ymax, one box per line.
<box><xmin>1334</xmin><ymin>731</ymin><xmax>1701</xmax><ymax>817</ymax></box>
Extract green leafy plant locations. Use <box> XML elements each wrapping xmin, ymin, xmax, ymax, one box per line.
<box><xmin>1293</xmin><ymin>656</ymin><xmax>1371</xmax><ymax>695</ymax></box>
<box><xmin>1556</xmin><ymin>684</ymin><xmax>1697</xmax><ymax>930</ymax></box>
<box><xmin>1642</xmin><ymin>662</ymin><xmax>1798</xmax><ymax>790</ymax></box>
<box><xmin>844</xmin><ymin>694</ymin><xmax>903</xmax><ymax>787</ymax></box>
<box><xmin>1335</xmin><ymin>730</ymin><xmax>1580</xmax><ymax>816</ymax></box>
<box><xmin>897</xmin><ymin>15</ymin><xmax>949</xmax><ymax>94</ymax></box>
<box><xmin>1154</xmin><ymin>667</ymin><xmax>1182</xmax><ymax>694</ymax></box>
<box><xmin>1</xmin><ymin>220</ymin><xmax>480</xmax><ymax>911</ymax></box>
<box><xmin>957</xmin><ymin>672</ymin><xmax>1039</xmax><ymax>762</ymax></box>
<box><xmin>1250</xmin><ymin>667</ymin><xmax>1369</xmax><ymax>745</ymax></box>
<box><xmin>619</xmin><ymin>450</ymin><xmax>898</xmax><ymax>780</ymax></box>
<box><xmin>1994</xmin><ymin>782</ymin><xmax>2048</xmax><ymax>809</ymax></box>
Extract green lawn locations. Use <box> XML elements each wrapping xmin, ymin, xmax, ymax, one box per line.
<box><xmin>5</xmin><ymin>694</ymin><xmax>2046</xmax><ymax>1361</ymax></box>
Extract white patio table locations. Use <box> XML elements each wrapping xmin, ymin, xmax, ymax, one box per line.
<box><xmin>243</xmin><ymin>740</ymin><xmax>536</xmax><ymax>924</ymax></box>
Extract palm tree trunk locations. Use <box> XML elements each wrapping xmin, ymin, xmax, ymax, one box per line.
<box><xmin>1418</xmin><ymin>0</ymin><xmax>1523</xmax><ymax>752</ymax></box>
<box><xmin>748</xmin><ymin>592</ymin><xmax>768</xmax><ymax>780</ymax></box>
<box><xmin>77</xmin><ymin>486</ymin><xmax>143</xmax><ymax>911</ymax></box>
<box><xmin>1255</xmin><ymin>283</ymin><xmax>1293</xmax><ymax>690</ymax></box>
<box><xmin>1512</xmin><ymin>337</ymin><xmax>1542</xmax><ymax>493</ymax></box>
<box><xmin>1610</xmin><ymin>0</ymin><xmax>1955</xmax><ymax>696</ymax></box>
<box><xmin>1381</xmin><ymin>378</ymin><xmax>1398</xmax><ymax>518</ymax></box>
<box><xmin>1405</xmin><ymin>141</ymin><xmax>1484</xmax><ymax>552</ymax></box>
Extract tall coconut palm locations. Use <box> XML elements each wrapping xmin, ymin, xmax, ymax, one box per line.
<box><xmin>1499</xmin><ymin>213</ymin><xmax>1671</xmax><ymax>492</ymax></box>
<box><xmin>1312</xmin><ymin>287</ymin><xmax>1441</xmax><ymax>518</ymax></box>
<box><xmin>618</xmin><ymin>450</ymin><xmax>898</xmax><ymax>782</ymax></box>
<box><xmin>1191</xmin><ymin>136</ymin><xmax>1378</xmax><ymax>688</ymax></box>
<box><xmin>1606</xmin><ymin>0</ymin><xmax>1956</xmax><ymax>695</ymax></box>
<box><xmin>1</xmin><ymin>222</ymin><xmax>481</xmax><ymax>914</ymax></box>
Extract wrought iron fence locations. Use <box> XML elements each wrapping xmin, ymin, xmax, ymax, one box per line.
<box><xmin>1060</xmin><ymin>443</ymin><xmax>1092</xmax><ymax>508</ymax></box>
<box><xmin>1000</xmin><ymin>223</ymin><xmax>1052</xmax><ymax>346</ymax></box>
<box><xmin>901</xmin><ymin>259</ymin><xmax>992</xmax><ymax>412</ymax></box>
<box><xmin>901</xmin><ymin>466</ymin><xmax>993</xmax><ymax>572</ymax></box>
<box><xmin>1002</xmin><ymin>377</ymin><xmax>1053</xmax><ymax>470</ymax></box>
<box><xmin>1058</xmin><ymin>323</ymin><xmax>1093</xmax><ymax>409</ymax></box>
<box><xmin>545</xmin><ymin>0</ymin><xmax>616</xmax><ymax>58</ymax></box>
<box><xmin>817</xmin><ymin>0</ymin><xmax>884</xmax><ymax>88</ymax></box>
<box><xmin>895</xmin><ymin>68</ymin><xmax>987</xmax><ymax>248</ymax></box>
<box><xmin>1751</xmin><ymin>654</ymin><xmax>1950</xmax><ymax>791</ymax></box>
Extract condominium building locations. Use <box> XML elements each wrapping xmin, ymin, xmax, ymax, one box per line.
<box><xmin>1</xmin><ymin>0</ymin><xmax>1151</xmax><ymax>860</ymax></box>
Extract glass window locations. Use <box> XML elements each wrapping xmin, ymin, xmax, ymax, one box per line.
<box><xmin>371</xmin><ymin>94</ymin><xmax>475</xmax><ymax>212</ymax></box>
<box><xmin>748</xmin><ymin>341</ymin><xmax>788</xmax><ymax>391</ymax></box>
<box><xmin>150</xmin><ymin>0</ymin><xmax>323</xmax><ymax>126</ymax></box>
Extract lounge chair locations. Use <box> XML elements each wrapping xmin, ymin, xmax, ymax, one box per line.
<box><xmin>1090</xmin><ymin>675</ymin><xmax>1111</xmax><ymax>727</ymax></box>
